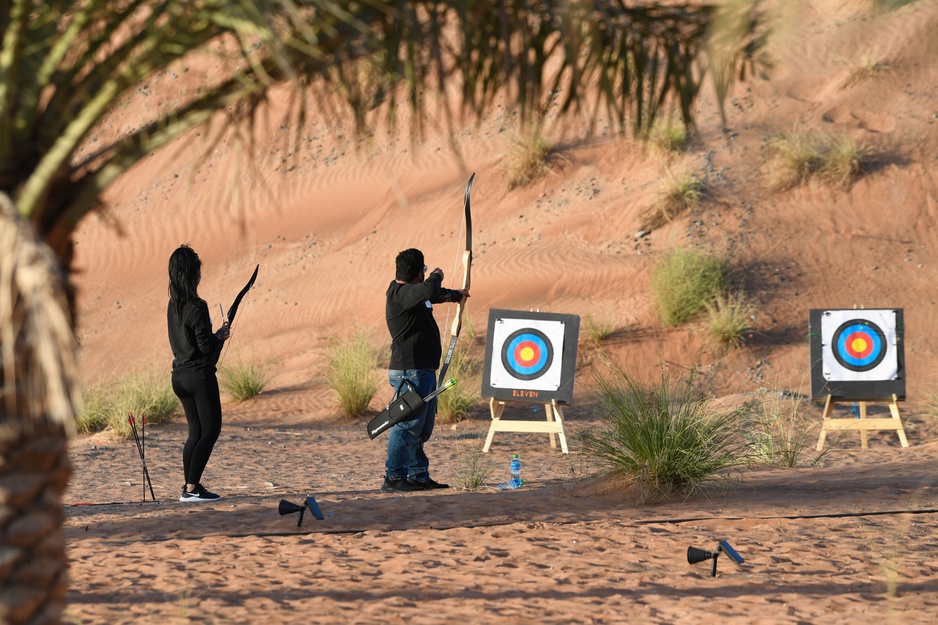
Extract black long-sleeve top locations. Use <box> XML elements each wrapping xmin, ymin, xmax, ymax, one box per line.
<box><xmin>386</xmin><ymin>273</ymin><xmax>463</xmax><ymax>370</ymax></box>
<box><xmin>167</xmin><ymin>298</ymin><xmax>223</xmax><ymax>378</ymax></box>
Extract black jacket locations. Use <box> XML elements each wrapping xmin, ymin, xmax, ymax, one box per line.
<box><xmin>386</xmin><ymin>273</ymin><xmax>462</xmax><ymax>370</ymax></box>
<box><xmin>168</xmin><ymin>298</ymin><xmax>223</xmax><ymax>378</ymax></box>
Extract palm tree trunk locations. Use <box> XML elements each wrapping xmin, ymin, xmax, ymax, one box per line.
<box><xmin>0</xmin><ymin>426</ymin><xmax>71</xmax><ymax>625</ymax></box>
<box><xmin>0</xmin><ymin>193</ymin><xmax>78</xmax><ymax>625</ymax></box>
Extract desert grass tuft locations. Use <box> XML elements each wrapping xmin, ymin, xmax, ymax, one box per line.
<box><xmin>843</xmin><ymin>48</ymin><xmax>891</xmax><ymax>86</ymax></box>
<box><xmin>765</xmin><ymin>131</ymin><xmax>823</xmax><ymax>189</ymax></box>
<box><xmin>325</xmin><ymin>327</ymin><xmax>379</xmax><ymax>418</ymax></box>
<box><xmin>648</xmin><ymin>115</ymin><xmax>688</xmax><ymax>153</ymax></box>
<box><xmin>503</xmin><ymin>123</ymin><xmax>552</xmax><ymax>189</ymax></box>
<box><xmin>78</xmin><ymin>367</ymin><xmax>178</xmax><ymax>437</ymax></box>
<box><xmin>580</xmin><ymin>363</ymin><xmax>747</xmax><ymax>504</ymax></box>
<box><xmin>583</xmin><ymin>313</ymin><xmax>615</xmax><ymax>347</ymax></box>
<box><xmin>437</xmin><ymin>347</ymin><xmax>479</xmax><ymax>424</ymax></box>
<box><xmin>705</xmin><ymin>292</ymin><xmax>755</xmax><ymax>353</ymax></box>
<box><xmin>765</xmin><ymin>130</ymin><xmax>875</xmax><ymax>189</ymax></box>
<box><xmin>651</xmin><ymin>247</ymin><xmax>728</xmax><ymax>327</ymax></box>
<box><xmin>451</xmin><ymin>440</ymin><xmax>495</xmax><ymax>490</ymax></box>
<box><xmin>640</xmin><ymin>170</ymin><xmax>703</xmax><ymax>230</ymax></box>
<box><xmin>744</xmin><ymin>384</ymin><xmax>834</xmax><ymax>467</ymax></box>
<box><xmin>820</xmin><ymin>135</ymin><xmax>874</xmax><ymax>187</ymax></box>
<box><xmin>220</xmin><ymin>352</ymin><xmax>270</xmax><ymax>402</ymax></box>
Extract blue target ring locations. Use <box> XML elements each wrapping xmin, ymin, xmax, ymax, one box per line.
<box><xmin>501</xmin><ymin>329</ymin><xmax>554</xmax><ymax>380</ymax></box>
<box><xmin>832</xmin><ymin>320</ymin><xmax>887</xmax><ymax>371</ymax></box>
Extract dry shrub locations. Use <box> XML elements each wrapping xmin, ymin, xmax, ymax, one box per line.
<box><xmin>639</xmin><ymin>170</ymin><xmax>703</xmax><ymax>230</ymax></box>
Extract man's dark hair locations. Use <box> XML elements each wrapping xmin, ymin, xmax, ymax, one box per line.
<box><xmin>396</xmin><ymin>248</ymin><xmax>424</xmax><ymax>282</ymax></box>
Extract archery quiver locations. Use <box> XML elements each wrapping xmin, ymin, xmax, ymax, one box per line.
<box><xmin>367</xmin><ymin>378</ymin><xmax>456</xmax><ymax>439</ymax></box>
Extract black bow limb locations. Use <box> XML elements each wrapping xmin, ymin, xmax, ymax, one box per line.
<box><xmin>226</xmin><ymin>264</ymin><xmax>259</xmax><ymax>327</ymax></box>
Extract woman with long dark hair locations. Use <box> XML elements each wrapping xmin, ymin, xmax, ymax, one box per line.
<box><xmin>167</xmin><ymin>245</ymin><xmax>229</xmax><ymax>501</ymax></box>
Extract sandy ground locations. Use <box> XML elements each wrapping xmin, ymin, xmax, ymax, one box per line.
<box><xmin>65</xmin><ymin>2</ymin><xmax>938</xmax><ymax>623</ymax></box>
<box><xmin>63</xmin><ymin>406</ymin><xmax>938</xmax><ymax>624</ymax></box>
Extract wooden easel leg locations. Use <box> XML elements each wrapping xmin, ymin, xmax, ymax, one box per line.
<box><xmin>552</xmin><ymin>400</ymin><xmax>569</xmax><ymax>454</ymax></box>
<box><xmin>482</xmin><ymin>398</ymin><xmax>503</xmax><ymax>453</ymax></box>
<box><xmin>816</xmin><ymin>395</ymin><xmax>833</xmax><ymax>451</ymax></box>
<box><xmin>544</xmin><ymin>403</ymin><xmax>558</xmax><ymax>449</ymax></box>
<box><xmin>889</xmin><ymin>394</ymin><xmax>909</xmax><ymax>448</ymax></box>
<box><xmin>859</xmin><ymin>401</ymin><xmax>868</xmax><ymax>449</ymax></box>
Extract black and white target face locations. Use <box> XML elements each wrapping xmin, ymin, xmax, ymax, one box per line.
<box><xmin>489</xmin><ymin>318</ymin><xmax>565</xmax><ymax>391</ymax></box>
<box><xmin>821</xmin><ymin>310</ymin><xmax>898</xmax><ymax>382</ymax></box>
<box><xmin>501</xmin><ymin>329</ymin><xmax>554</xmax><ymax>380</ymax></box>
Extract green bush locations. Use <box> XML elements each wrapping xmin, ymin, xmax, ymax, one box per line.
<box><xmin>220</xmin><ymin>353</ymin><xmax>270</xmax><ymax>402</ymax></box>
<box><xmin>580</xmin><ymin>364</ymin><xmax>747</xmax><ymax>504</ymax></box>
<box><xmin>78</xmin><ymin>367</ymin><xmax>178</xmax><ymax>437</ymax></box>
<box><xmin>326</xmin><ymin>328</ymin><xmax>379</xmax><ymax>418</ymax></box>
<box><xmin>651</xmin><ymin>247</ymin><xmax>728</xmax><ymax>326</ymax></box>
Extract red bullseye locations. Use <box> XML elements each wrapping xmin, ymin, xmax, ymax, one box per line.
<box><xmin>844</xmin><ymin>331</ymin><xmax>873</xmax><ymax>359</ymax></box>
<box><xmin>514</xmin><ymin>341</ymin><xmax>541</xmax><ymax>366</ymax></box>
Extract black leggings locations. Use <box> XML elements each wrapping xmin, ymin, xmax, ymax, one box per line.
<box><xmin>172</xmin><ymin>375</ymin><xmax>223</xmax><ymax>486</ymax></box>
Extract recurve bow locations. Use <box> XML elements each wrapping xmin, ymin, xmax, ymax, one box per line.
<box><xmin>438</xmin><ymin>173</ymin><xmax>474</xmax><ymax>386</ymax></box>
<box><xmin>218</xmin><ymin>264</ymin><xmax>259</xmax><ymax>364</ymax></box>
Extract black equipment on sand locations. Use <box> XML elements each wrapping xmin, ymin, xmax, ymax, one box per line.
<box><xmin>279</xmin><ymin>497</ymin><xmax>326</xmax><ymax>527</ymax></box>
<box><xmin>687</xmin><ymin>540</ymin><xmax>744</xmax><ymax>577</ymax></box>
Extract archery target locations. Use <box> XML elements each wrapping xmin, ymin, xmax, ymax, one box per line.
<box><xmin>489</xmin><ymin>317</ymin><xmax>565</xmax><ymax>392</ymax></box>
<box><xmin>821</xmin><ymin>310</ymin><xmax>898</xmax><ymax>382</ymax></box>
<box><xmin>501</xmin><ymin>329</ymin><xmax>554</xmax><ymax>380</ymax></box>
<box><xmin>832</xmin><ymin>321</ymin><xmax>886</xmax><ymax>371</ymax></box>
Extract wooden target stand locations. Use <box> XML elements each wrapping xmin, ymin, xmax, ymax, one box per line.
<box><xmin>482</xmin><ymin>398</ymin><xmax>569</xmax><ymax>454</ymax></box>
<box><xmin>815</xmin><ymin>394</ymin><xmax>909</xmax><ymax>451</ymax></box>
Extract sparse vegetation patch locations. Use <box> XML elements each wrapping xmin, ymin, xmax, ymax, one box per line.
<box><xmin>744</xmin><ymin>385</ymin><xmax>835</xmax><ymax>467</ymax></box>
<box><xmin>79</xmin><ymin>367</ymin><xmax>178</xmax><ymax>437</ymax></box>
<box><xmin>765</xmin><ymin>130</ymin><xmax>874</xmax><ymax>189</ymax></box>
<box><xmin>451</xmin><ymin>440</ymin><xmax>495</xmax><ymax>490</ymax></box>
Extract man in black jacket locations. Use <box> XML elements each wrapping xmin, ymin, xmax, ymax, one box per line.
<box><xmin>382</xmin><ymin>248</ymin><xmax>469</xmax><ymax>493</ymax></box>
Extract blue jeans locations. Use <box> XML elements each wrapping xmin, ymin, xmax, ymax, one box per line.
<box><xmin>385</xmin><ymin>369</ymin><xmax>437</xmax><ymax>480</ymax></box>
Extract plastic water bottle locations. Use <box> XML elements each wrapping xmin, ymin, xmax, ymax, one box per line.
<box><xmin>498</xmin><ymin>454</ymin><xmax>523</xmax><ymax>490</ymax></box>
<box><xmin>510</xmin><ymin>454</ymin><xmax>522</xmax><ymax>482</ymax></box>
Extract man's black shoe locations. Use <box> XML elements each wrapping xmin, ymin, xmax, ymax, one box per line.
<box><xmin>408</xmin><ymin>477</ymin><xmax>449</xmax><ymax>490</ymax></box>
<box><xmin>381</xmin><ymin>477</ymin><xmax>428</xmax><ymax>493</ymax></box>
